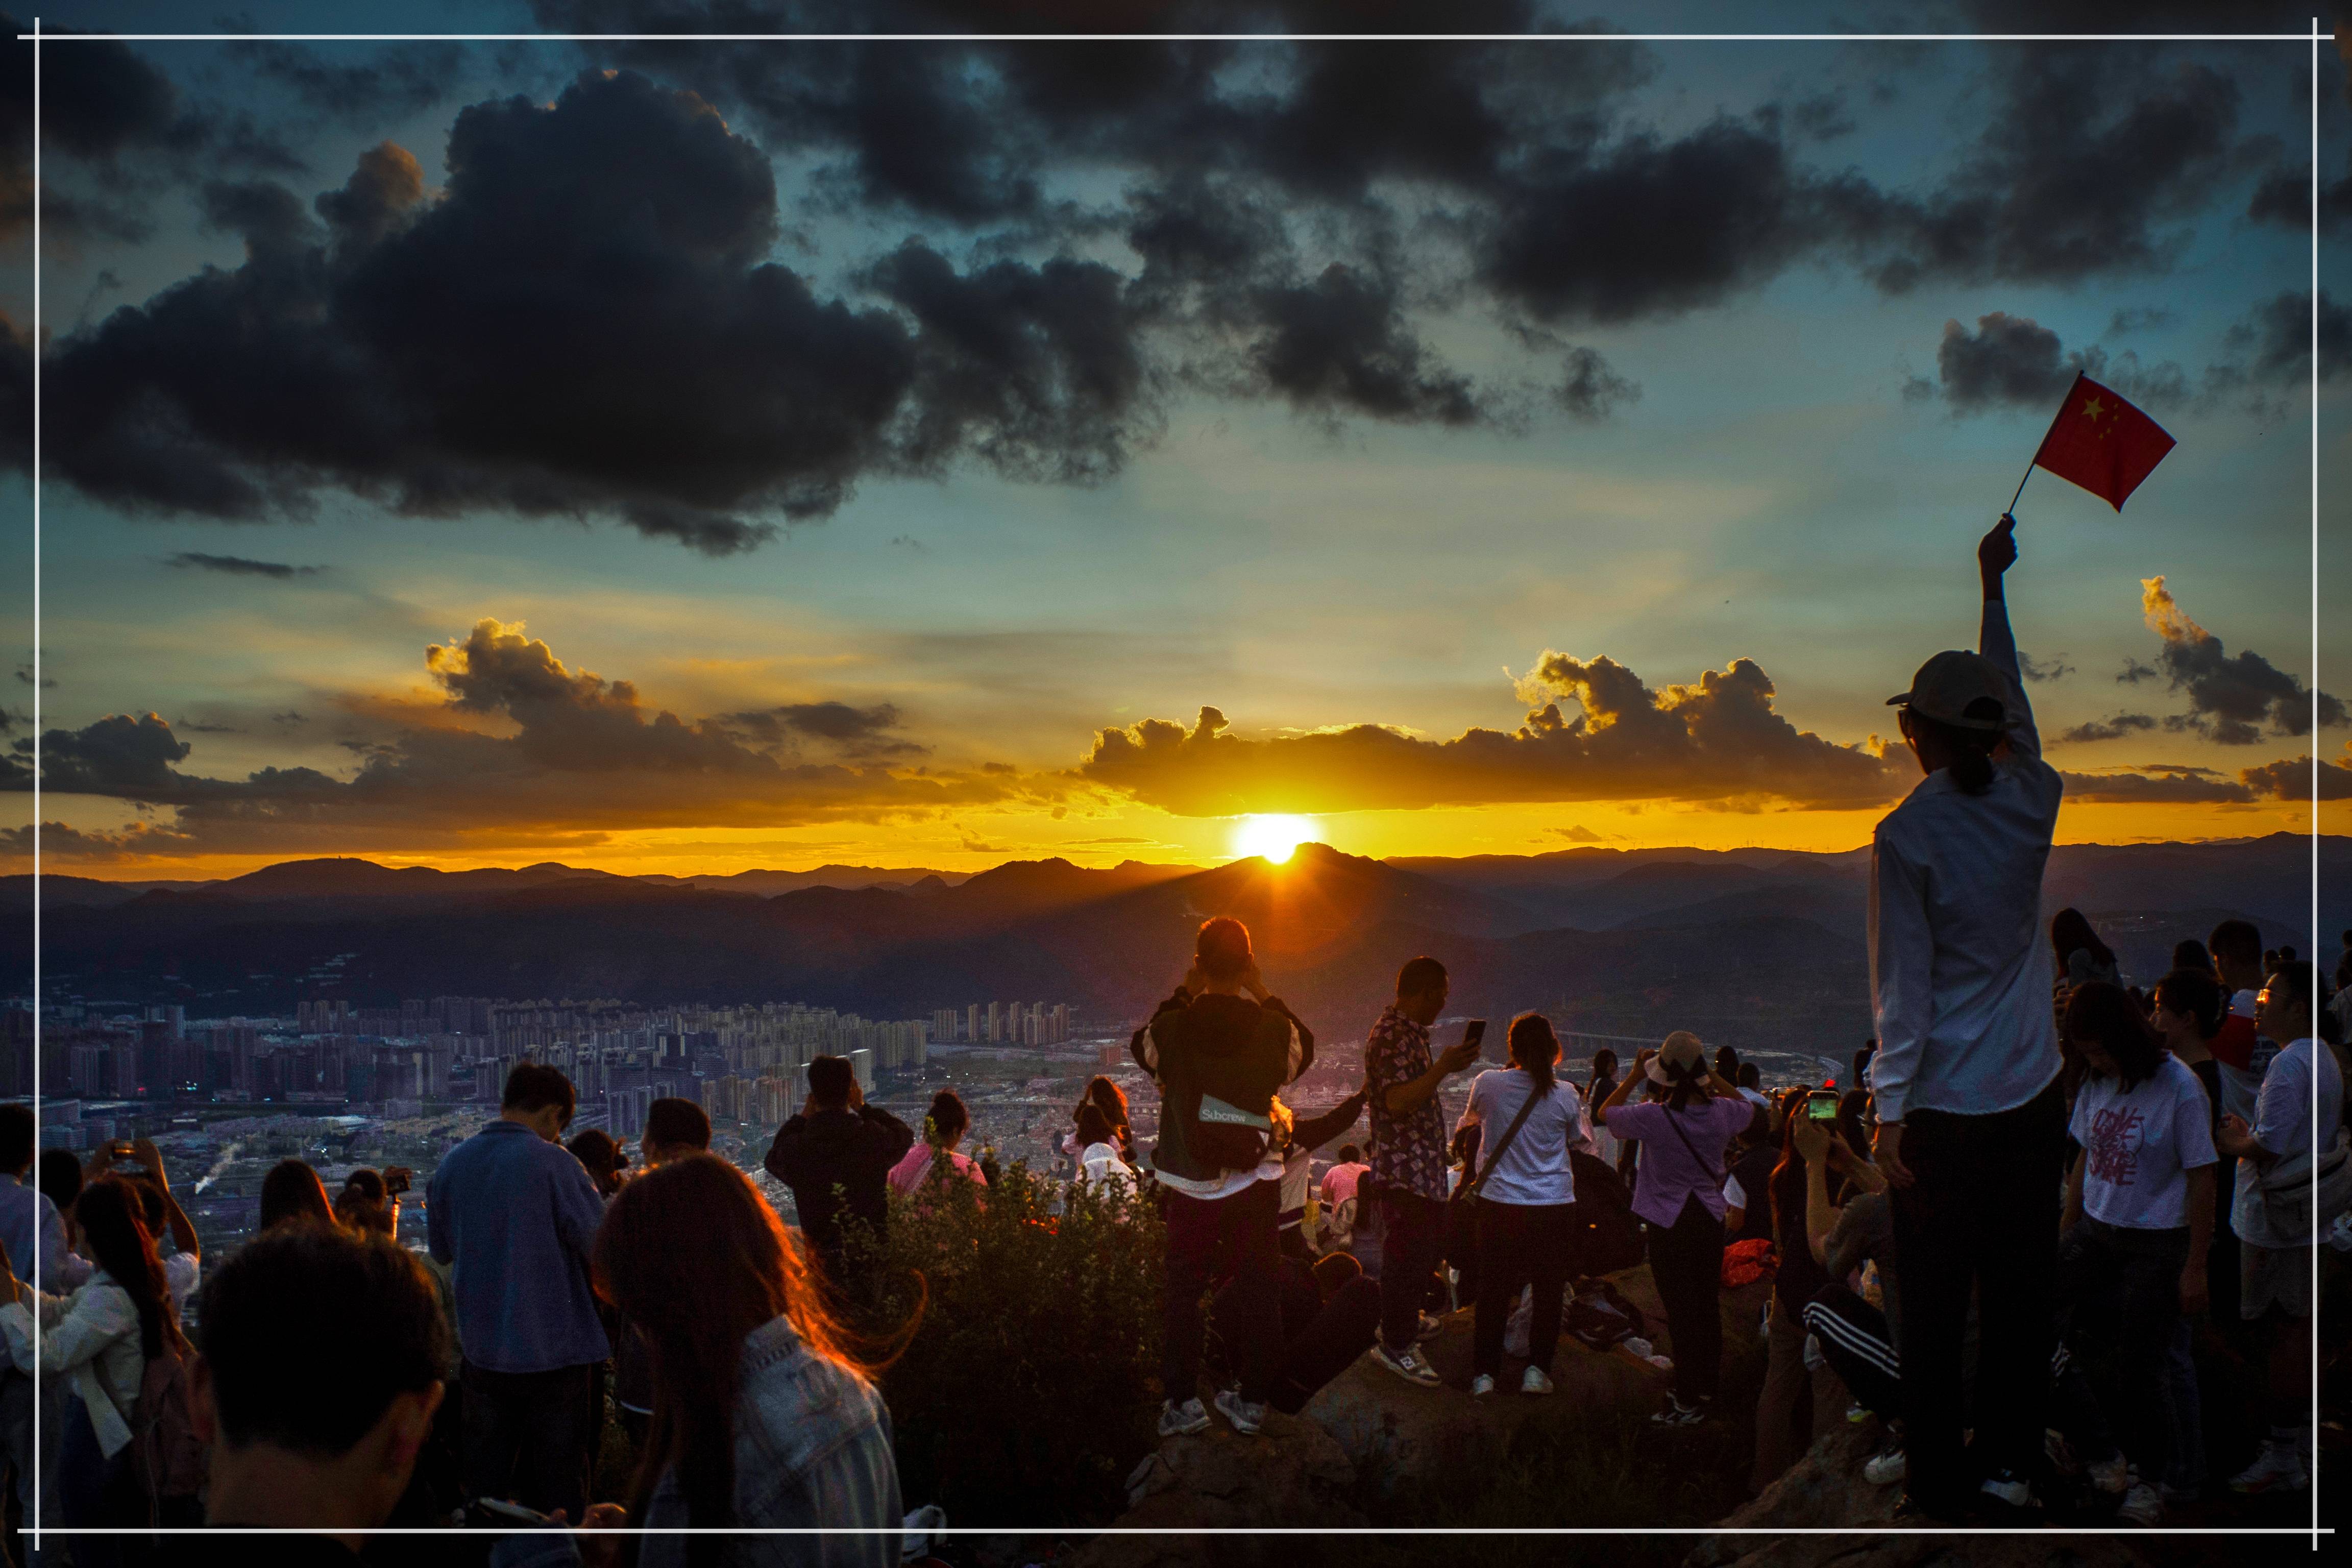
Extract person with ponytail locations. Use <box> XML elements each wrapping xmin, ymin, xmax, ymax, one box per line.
<box><xmin>887</xmin><ymin>1090</ymin><xmax>986</xmax><ymax>1198</ymax></box>
<box><xmin>0</xmin><ymin>1175</ymin><xmax>192</xmax><ymax>1559</ymax></box>
<box><xmin>585</xmin><ymin>1154</ymin><xmax>901</xmax><ymax>1568</ymax></box>
<box><xmin>1866</xmin><ymin>514</ymin><xmax>2067</xmax><ymax>1521</ymax></box>
<box><xmin>1599</xmin><ymin>1032</ymin><xmax>1754</xmax><ymax>1425</ymax></box>
<box><xmin>1454</xmin><ymin>1013</ymin><xmax>1591</xmax><ymax>1398</ymax></box>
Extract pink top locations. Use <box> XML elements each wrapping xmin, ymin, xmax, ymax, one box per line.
<box><xmin>889</xmin><ymin>1143</ymin><xmax>985</xmax><ymax>1197</ymax></box>
<box><xmin>1318</xmin><ymin>1161</ymin><xmax>1369</xmax><ymax>1208</ymax></box>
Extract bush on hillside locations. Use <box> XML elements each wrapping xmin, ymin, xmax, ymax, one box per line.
<box><xmin>847</xmin><ymin>1159</ymin><xmax>1166</xmax><ymax>1526</ymax></box>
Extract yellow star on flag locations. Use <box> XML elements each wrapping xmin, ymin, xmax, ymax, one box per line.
<box><xmin>2081</xmin><ymin>396</ymin><xmax>2105</xmax><ymax>421</ymax></box>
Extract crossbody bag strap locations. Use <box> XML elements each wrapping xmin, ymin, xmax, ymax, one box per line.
<box><xmin>1460</xmin><ymin>1082</ymin><xmax>1546</xmax><ymax>1203</ymax></box>
<box><xmin>1659</xmin><ymin>1101</ymin><xmax>1727</xmax><ymax>1187</ymax></box>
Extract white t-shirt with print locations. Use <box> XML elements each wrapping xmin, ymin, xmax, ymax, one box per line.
<box><xmin>2231</xmin><ymin>1036</ymin><xmax>2347</xmax><ymax>1250</ymax></box>
<box><xmin>2069</xmin><ymin>1054</ymin><xmax>2218</xmax><ymax>1230</ymax></box>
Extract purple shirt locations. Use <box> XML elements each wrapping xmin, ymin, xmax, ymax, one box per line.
<box><xmin>1606</xmin><ymin>1096</ymin><xmax>1755</xmax><ymax>1229</ymax></box>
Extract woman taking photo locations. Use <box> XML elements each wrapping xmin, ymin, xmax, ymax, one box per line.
<box><xmin>1599</xmin><ymin>1031</ymin><xmax>1756</xmax><ymax>1425</ymax></box>
<box><xmin>0</xmin><ymin>1175</ymin><xmax>195</xmax><ymax>1562</ymax></box>
<box><xmin>1455</xmin><ymin>1014</ymin><xmax>1591</xmax><ymax>1398</ymax></box>
<box><xmin>1586</xmin><ymin>1048</ymin><xmax>1622</xmax><ymax>1169</ymax></box>
<box><xmin>2054</xmin><ymin>982</ymin><xmax>2219</xmax><ymax>1528</ymax></box>
<box><xmin>588</xmin><ymin>1154</ymin><xmax>901</xmax><ymax>1567</ymax></box>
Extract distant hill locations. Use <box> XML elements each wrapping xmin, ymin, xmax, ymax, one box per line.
<box><xmin>7</xmin><ymin>836</ymin><xmax>2344</xmax><ymax>1057</ymax></box>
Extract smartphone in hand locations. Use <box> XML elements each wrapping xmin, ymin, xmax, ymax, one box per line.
<box><xmin>1463</xmin><ymin>1019</ymin><xmax>1488</xmax><ymax>1052</ymax></box>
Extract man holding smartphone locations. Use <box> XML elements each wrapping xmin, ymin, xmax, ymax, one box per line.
<box><xmin>1363</xmin><ymin>957</ymin><xmax>1481</xmax><ymax>1388</ymax></box>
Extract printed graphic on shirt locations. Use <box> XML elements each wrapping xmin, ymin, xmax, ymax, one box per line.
<box><xmin>2084</xmin><ymin>1104</ymin><xmax>2144</xmax><ymax>1189</ymax></box>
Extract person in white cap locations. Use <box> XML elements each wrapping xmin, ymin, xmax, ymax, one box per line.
<box><xmin>1868</xmin><ymin>513</ymin><xmax>2067</xmax><ymax>1522</ymax></box>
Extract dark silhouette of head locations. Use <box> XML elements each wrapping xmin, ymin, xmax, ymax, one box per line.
<box><xmin>501</xmin><ymin>1063</ymin><xmax>576</xmax><ymax>1135</ymax></box>
<box><xmin>2064</xmin><ymin>981</ymin><xmax>2165</xmax><ymax>1090</ymax></box>
<box><xmin>1336</xmin><ymin>1143</ymin><xmax>1362</xmax><ymax>1165</ymax></box>
<box><xmin>567</xmin><ymin>1128</ymin><xmax>626</xmax><ymax>1195</ymax></box>
<box><xmin>39</xmin><ymin>1147</ymin><xmax>82</xmax><ymax>1217</ymax></box>
<box><xmin>924</xmin><ymin>1090</ymin><xmax>970</xmax><ymax>1148</ymax></box>
<box><xmin>806</xmin><ymin>1055</ymin><xmax>854</xmax><ymax>1109</ymax></box>
<box><xmin>259</xmin><ymin>1159</ymin><xmax>335</xmax><ymax>1233</ymax></box>
<box><xmin>1194</xmin><ymin>917</ymin><xmax>1253</xmax><ymax>983</ymax></box>
<box><xmin>2151</xmin><ymin>966</ymin><xmax>2227</xmax><ymax>1043</ymax></box>
<box><xmin>642</xmin><ymin>1097</ymin><xmax>712</xmax><ymax>1160</ymax></box>
<box><xmin>2172</xmin><ymin>939</ymin><xmax>2215</xmax><ymax>974</ymax></box>
<box><xmin>193</xmin><ymin>1223</ymin><xmax>448</xmax><ymax>1532</ymax></box>
<box><xmin>0</xmin><ymin>1105</ymin><xmax>33</xmax><ymax>1179</ymax></box>
<box><xmin>2209</xmin><ymin>919</ymin><xmax>2263</xmax><ymax>988</ymax></box>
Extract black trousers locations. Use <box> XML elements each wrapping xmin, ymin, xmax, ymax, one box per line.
<box><xmin>1376</xmin><ymin>1189</ymin><xmax>1448</xmax><ymax>1354</ymax></box>
<box><xmin>1888</xmin><ymin>1078</ymin><xmax>2067</xmax><ymax>1512</ymax></box>
<box><xmin>2053</xmin><ymin>1218</ymin><xmax>2191</xmax><ymax>1484</ymax></box>
<box><xmin>460</xmin><ymin>1359</ymin><xmax>599</xmax><ymax>1523</ymax></box>
<box><xmin>1804</xmin><ymin>1281</ymin><xmax>1902</xmax><ymax>1421</ymax></box>
<box><xmin>1473</xmin><ymin>1201</ymin><xmax>1576</xmax><ymax>1377</ymax></box>
<box><xmin>1645</xmin><ymin>1194</ymin><xmax>1726</xmax><ymax>1402</ymax></box>
<box><xmin>1214</xmin><ymin>1255</ymin><xmax>1383</xmax><ymax>1414</ymax></box>
<box><xmin>1164</xmin><ymin>1180</ymin><xmax>1282</xmax><ymax>1405</ymax></box>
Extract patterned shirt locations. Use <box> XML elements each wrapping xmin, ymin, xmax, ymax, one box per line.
<box><xmin>1365</xmin><ymin>1004</ymin><xmax>1448</xmax><ymax>1203</ymax></box>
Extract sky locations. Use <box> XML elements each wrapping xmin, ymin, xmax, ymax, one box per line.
<box><xmin>2</xmin><ymin>1</ymin><xmax>2347</xmax><ymax>878</ymax></box>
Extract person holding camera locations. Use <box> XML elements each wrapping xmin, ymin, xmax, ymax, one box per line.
<box><xmin>1362</xmin><ymin>957</ymin><xmax>1481</xmax><ymax>1389</ymax></box>
<box><xmin>1132</xmin><ymin>917</ymin><xmax>1315</xmax><ymax>1438</ymax></box>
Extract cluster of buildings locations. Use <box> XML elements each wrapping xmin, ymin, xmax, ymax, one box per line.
<box><xmin>12</xmin><ymin>994</ymin><xmax>935</xmax><ymax>1140</ymax></box>
<box><xmin>928</xmin><ymin>1000</ymin><xmax>1074</xmax><ymax>1047</ymax></box>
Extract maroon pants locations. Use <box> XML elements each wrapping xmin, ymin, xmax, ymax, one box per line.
<box><xmin>1163</xmin><ymin>1180</ymin><xmax>1282</xmax><ymax>1405</ymax></box>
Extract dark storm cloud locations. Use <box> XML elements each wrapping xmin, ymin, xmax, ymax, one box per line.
<box><xmin>164</xmin><ymin>553</ymin><xmax>323</xmax><ymax>579</ymax></box>
<box><xmin>2220</xmin><ymin>290</ymin><xmax>2352</xmax><ymax>384</ymax></box>
<box><xmin>718</xmin><ymin>700</ymin><xmax>927</xmax><ymax>757</ymax></box>
<box><xmin>21</xmin><ymin>8</ymin><xmax>2306</xmax><ymax>551</ymax></box>
<box><xmin>2054</xmin><ymin>767</ymin><xmax>2253</xmax><ymax>805</ymax></box>
<box><xmin>2056</xmin><ymin>713</ymin><xmax>2158</xmax><ymax>744</ymax></box>
<box><xmin>1</xmin><ymin>14</ymin><xmax>306</xmax><ymax>241</ymax></box>
<box><xmin>2239</xmin><ymin>752</ymin><xmax>2352</xmax><ymax>802</ymax></box>
<box><xmin>230</xmin><ymin>41</ymin><xmax>468</xmax><ymax>128</ymax></box>
<box><xmin>1923</xmin><ymin>312</ymin><xmax>2191</xmax><ymax>414</ymax></box>
<box><xmin>2142</xmin><ymin>577</ymin><xmax>2346</xmax><ymax>745</ymax></box>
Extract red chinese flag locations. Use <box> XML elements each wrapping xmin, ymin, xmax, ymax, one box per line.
<box><xmin>2030</xmin><ymin>372</ymin><xmax>2176</xmax><ymax>511</ymax></box>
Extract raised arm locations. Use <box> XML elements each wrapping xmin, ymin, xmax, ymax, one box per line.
<box><xmin>1976</xmin><ymin>514</ymin><xmax>2039</xmax><ymax>758</ymax></box>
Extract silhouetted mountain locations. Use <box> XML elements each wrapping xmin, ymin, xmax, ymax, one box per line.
<box><xmin>9</xmin><ymin>836</ymin><xmax>2343</xmax><ymax>1059</ymax></box>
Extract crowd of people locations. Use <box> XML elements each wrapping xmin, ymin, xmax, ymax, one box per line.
<box><xmin>0</xmin><ymin>520</ymin><xmax>2341</xmax><ymax>1557</ymax></box>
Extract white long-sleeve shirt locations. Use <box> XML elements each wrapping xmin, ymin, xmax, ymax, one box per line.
<box><xmin>0</xmin><ymin>1271</ymin><xmax>146</xmax><ymax>1457</ymax></box>
<box><xmin>1867</xmin><ymin>595</ymin><xmax>2065</xmax><ymax>1123</ymax></box>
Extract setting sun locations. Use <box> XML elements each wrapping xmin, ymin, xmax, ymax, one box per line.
<box><xmin>1232</xmin><ymin>814</ymin><xmax>1319</xmax><ymax>864</ymax></box>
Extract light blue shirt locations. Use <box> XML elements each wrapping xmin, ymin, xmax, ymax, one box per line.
<box><xmin>426</xmin><ymin>1120</ymin><xmax>610</xmax><ymax>1374</ymax></box>
<box><xmin>0</xmin><ymin>1172</ymin><xmax>64</xmax><ymax>1373</ymax></box>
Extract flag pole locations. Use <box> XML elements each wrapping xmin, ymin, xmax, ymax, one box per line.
<box><xmin>2008</xmin><ymin>372</ymin><xmax>2081</xmax><ymax>519</ymax></box>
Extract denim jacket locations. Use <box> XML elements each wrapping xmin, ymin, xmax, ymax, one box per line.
<box><xmin>492</xmin><ymin>1315</ymin><xmax>902</xmax><ymax>1568</ymax></box>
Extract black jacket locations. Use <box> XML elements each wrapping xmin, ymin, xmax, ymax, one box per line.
<box><xmin>763</xmin><ymin>1104</ymin><xmax>914</xmax><ymax>1259</ymax></box>
<box><xmin>1133</xmin><ymin>989</ymin><xmax>1315</xmax><ymax>1182</ymax></box>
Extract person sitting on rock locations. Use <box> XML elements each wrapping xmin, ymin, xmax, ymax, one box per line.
<box><xmin>1207</xmin><ymin>1251</ymin><xmax>1383</xmax><ymax>1418</ymax></box>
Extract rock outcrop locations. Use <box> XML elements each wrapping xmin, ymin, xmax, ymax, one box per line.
<box><xmin>1066</xmin><ymin>1409</ymin><xmax>1365</xmax><ymax>1568</ymax></box>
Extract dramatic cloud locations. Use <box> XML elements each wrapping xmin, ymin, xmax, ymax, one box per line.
<box><xmin>1922</xmin><ymin>311</ymin><xmax>2191</xmax><ymax>414</ymax></box>
<box><xmin>2238</xmin><ymin>750</ymin><xmax>2352</xmax><ymax>802</ymax></box>
<box><xmin>2141</xmin><ymin>576</ymin><xmax>2345</xmax><ymax>744</ymax></box>
<box><xmin>717</xmin><ymin>700</ymin><xmax>926</xmax><ymax>758</ymax></box>
<box><xmin>2056</xmin><ymin>713</ymin><xmax>2159</xmax><ymax>744</ymax></box>
<box><xmin>2219</xmin><ymin>289</ymin><xmax>2352</xmax><ymax>385</ymax></box>
<box><xmin>164</xmin><ymin>552</ymin><xmax>323</xmax><ymax>578</ymax></box>
<box><xmin>2055</xmin><ymin>766</ymin><xmax>2253</xmax><ymax>805</ymax></box>
<box><xmin>2017</xmin><ymin>651</ymin><xmax>2073</xmax><ymax>684</ymax></box>
<box><xmin>4</xmin><ymin>618</ymin><xmax>1032</xmax><ymax>855</ymax></box>
<box><xmin>1077</xmin><ymin>650</ymin><xmax>1912</xmax><ymax>815</ymax></box>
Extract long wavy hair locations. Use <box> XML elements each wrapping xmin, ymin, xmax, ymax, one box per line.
<box><xmin>1080</xmin><ymin>1075</ymin><xmax>1132</xmax><ymax>1158</ymax></box>
<box><xmin>1507</xmin><ymin>1012</ymin><xmax>1560</xmax><ymax>1096</ymax></box>
<box><xmin>594</xmin><ymin>1155</ymin><xmax>896</xmax><ymax>1568</ymax></box>
<box><xmin>77</xmin><ymin>1177</ymin><xmax>186</xmax><ymax>1361</ymax></box>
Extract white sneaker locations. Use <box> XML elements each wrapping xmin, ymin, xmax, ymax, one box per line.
<box><xmin>1157</xmin><ymin>1397</ymin><xmax>1209</xmax><ymax>1437</ymax></box>
<box><xmin>2228</xmin><ymin>1441</ymin><xmax>2309</xmax><ymax>1494</ymax></box>
<box><xmin>1369</xmin><ymin>1342</ymin><xmax>1442</xmax><ymax>1388</ymax></box>
<box><xmin>1978</xmin><ymin>1471</ymin><xmax>2038</xmax><ymax>1513</ymax></box>
<box><xmin>1213</xmin><ymin>1388</ymin><xmax>1265</xmax><ymax>1436</ymax></box>
<box><xmin>2116</xmin><ymin>1481</ymin><xmax>2163</xmax><ymax>1527</ymax></box>
<box><xmin>1416</xmin><ymin>1311</ymin><xmax>1444</xmax><ymax>1341</ymax></box>
<box><xmin>1862</xmin><ymin>1446</ymin><xmax>1906</xmax><ymax>1486</ymax></box>
<box><xmin>2086</xmin><ymin>1454</ymin><xmax>2129</xmax><ymax>1496</ymax></box>
<box><xmin>1468</xmin><ymin>1373</ymin><xmax>1497</xmax><ymax>1397</ymax></box>
<box><xmin>1520</xmin><ymin>1366</ymin><xmax>1554</xmax><ymax>1395</ymax></box>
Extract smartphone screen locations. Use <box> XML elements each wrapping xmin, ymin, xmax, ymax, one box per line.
<box><xmin>1463</xmin><ymin>1019</ymin><xmax>1487</xmax><ymax>1049</ymax></box>
<box><xmin>1807</xmin><ymin>1095</ymin><xmax>1840</xmax><ymax>1120</ymax></box>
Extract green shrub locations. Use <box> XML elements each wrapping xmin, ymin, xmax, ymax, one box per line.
<box><xmin>847</xmin><ymin>1161</ymin><xmax>1166</xmax><ymax>1527</ymax></box>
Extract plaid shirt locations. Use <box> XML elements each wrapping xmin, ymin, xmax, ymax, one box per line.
<box><xmin>1365</xmin><ymin>1004</ymin><xmax>1448</xmax><ymax>1203</ymax></box>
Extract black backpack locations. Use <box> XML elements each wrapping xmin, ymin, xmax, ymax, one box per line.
<box><xmin>1566</xmin><ymin>1149</ymin><xmax>1645</xmax><ymax>1276</ymax></box>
